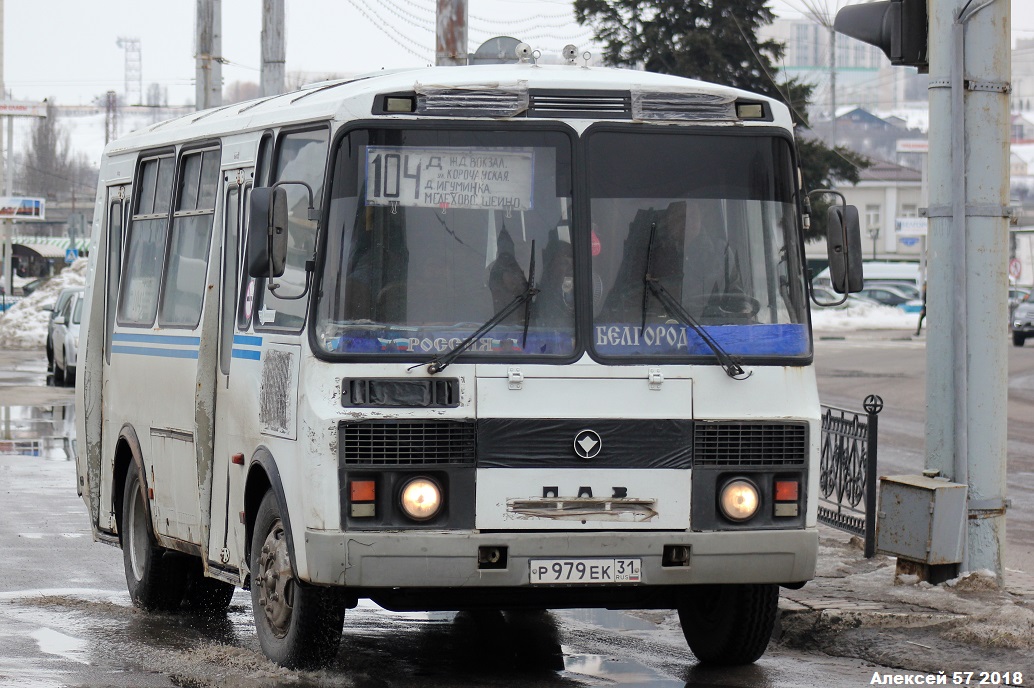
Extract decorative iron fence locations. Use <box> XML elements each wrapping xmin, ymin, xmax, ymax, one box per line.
<box><xmin>818</xmin><ymin>395</ymin><xmax>883</xmax><ymax>557</ymax></box>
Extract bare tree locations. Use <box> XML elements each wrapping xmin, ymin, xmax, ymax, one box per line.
<box><xmin>22</xmin><ymin>101</ymin><xmax>72</xmax><ymax>201</ymax></box>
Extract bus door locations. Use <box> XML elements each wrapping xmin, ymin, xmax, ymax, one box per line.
<box><xmin>210</xmin><ymin>164</ymin><xmax>255</xmax><ymax>573</ymax></box>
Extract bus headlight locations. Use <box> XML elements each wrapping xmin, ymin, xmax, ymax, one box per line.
<box><xmin>399</xmin><ymin>477</ymin><xmax>442</xmax><ymax>521</ymax></box>
<box><xmin>719</xmin><ymin>478</ymin><xmax>760</xmax><ymax>522</ymax></box>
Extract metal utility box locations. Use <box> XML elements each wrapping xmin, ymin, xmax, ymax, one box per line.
<box><xmin>876</xmin><ymin>475</ymin><xmax>967</xmax><ymax>565</ymax></box>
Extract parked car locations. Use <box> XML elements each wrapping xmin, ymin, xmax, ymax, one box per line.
<box><xmin>46</xmin><ymin>287</ymin><xmax>84</xmax><ymax>369</ymax></box>
<box><xmin>866</xmin><ymin>281</ymin><xmax>921</xmax><ymax>300</ymax></box>
<box><xmin>52</xmin><ymin>291</ymin><xmax>83</xmax><ymax>386</ymax></box>
<box><xmin>854</xmin><ymin>284</ymin><xmax>924</xmax><ymax>313</ymax></box>
<box><xmin>1012</xmin><ymin>293</ymin><xmax>1034</xmax><ymax>347</ymax></box>
<box><xmin>810</xmin><ymin>284</ymin><xmax>880</xmax><ymax>309</ymax></box>
<box><xmin>1009</xmin><ymin>287</ymin><xmax>1031</xmax><ymax>313</ymax></box>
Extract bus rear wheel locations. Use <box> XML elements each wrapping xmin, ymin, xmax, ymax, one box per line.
<box><xmin>121</xmin><ymin>468</ymin><xmax>189</xmax><ymax>611</ymax></box>
<box><xmin>250</xmin><ymin>491</ymin><xmax>345</xmax><ymax>669</ymax></box>
<box><xmin>677</xmin><ymin>583</ymin><xmax>778</xmax><ymax>665</ymax></box>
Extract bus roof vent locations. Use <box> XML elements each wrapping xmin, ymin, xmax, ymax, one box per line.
<box><xmin>528</xmin><ymin>90</ymin><xmax>631</xmax><ymax>118</ymax></box>
<box><xmin>414</xmin><ymin>81</ymin><xmax>529</xmax><ymax>117</ymax></box>
<box><xmin>631</xmin><ymin>88</ymin><xmax>737</xmax><ymax>122</ymax></box>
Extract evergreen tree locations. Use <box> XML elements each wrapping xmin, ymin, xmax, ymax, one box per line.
<box><xmin>574</xmin><ymin>0</ymin><xmax>869</xmax><ymax>240</ymax></box>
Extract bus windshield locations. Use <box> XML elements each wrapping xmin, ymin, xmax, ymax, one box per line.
<box><xmin>587</xmin><ymin>129</ymin><xmax>809</xmax><ymax>360</ymax></box>
<box><xmin>316</xmin><ymin>127</ymin><xmax>575</xmax><ymax>359</ymax></box>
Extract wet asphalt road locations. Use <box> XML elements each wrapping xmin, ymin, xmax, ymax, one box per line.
<box><xmin>0</xmin><ymin>347</ymin><xmax>926</xmax><ymax>687</ymax></box>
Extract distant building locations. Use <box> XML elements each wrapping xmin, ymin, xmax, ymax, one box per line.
<box><xmin>805</xmin><ymin>107</ymin><xmax>926</xmax><ymax>163</ymax></box>
<box><xmin>759</xmin><ymin>17</ymin><xmax>927</xmax><ymax>117</ymax></box>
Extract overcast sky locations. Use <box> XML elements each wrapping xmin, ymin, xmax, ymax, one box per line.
<box><xmin>4</xmin><ymin>0</ymin><xmax>1033</xmax><ymax>107</ymax></box>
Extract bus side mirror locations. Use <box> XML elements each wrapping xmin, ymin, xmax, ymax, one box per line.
<box><xmin>826</xmin><ymin>204</ymin><xmax>864</xmax><ymax>293</ymax></box>
<box><xmin>247</xmin><ymin>186</ymin><xmax>289</xmax><ymax>279</ymax></box>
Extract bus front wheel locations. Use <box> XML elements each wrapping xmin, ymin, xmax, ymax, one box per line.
<box><xmin>250</xmin><ymin>491</ymin><xmax>345</xmax><ymax>669</ymax></box>
<box><xmin>121</xmin><ymin>468</ymin><xmax>189</xmax><ymax>611</ymax></box>
<box><xmin>677</xmin><ymin>583</ymin><xmax>778</xmax><ymax>665</ymax></box>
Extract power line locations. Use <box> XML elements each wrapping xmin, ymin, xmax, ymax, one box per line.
<box><xmin>350</xmin><ymin>0</ymin><xmax>433</xmax><ymax>63</ymax></box>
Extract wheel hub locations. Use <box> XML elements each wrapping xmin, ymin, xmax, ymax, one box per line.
<box><xmin>256</xmin><ymin>521</ymin><xmax>294</xmax><ymax>638</ymax></box>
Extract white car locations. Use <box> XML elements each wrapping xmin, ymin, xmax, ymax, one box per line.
<box><xmin>52</xmin><ymin>291</ymin><xmax>82</xmax><ymax>386</ymax></box>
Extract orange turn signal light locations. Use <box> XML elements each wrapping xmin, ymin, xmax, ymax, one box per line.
<box><xmin>350</xmin><ymin>480</ymin><xmax>376</xmax><ymax>502</ymax></box>
<box><xmin>774</xmin><ymin>480</ymin><xmax>799</xmax><ymax>502</ymax></box>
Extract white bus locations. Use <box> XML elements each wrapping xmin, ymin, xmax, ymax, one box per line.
<box><xmin>75</xmin><ymin>55</ymin><xmax>861</xmax><ymax>669</ymax></box>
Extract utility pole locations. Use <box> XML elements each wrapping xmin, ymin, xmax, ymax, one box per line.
<box><xmin>195</xmin><ymin>0</ymin><xmax>223</xmax><ymax>110</ymax></box>
<box><xmin>925</xmin><ymin>0</ymin><xmax>1010</xmax><ymax>578</ymax></box>
<box><xmin>436</xmin><ymin>0</ymin><xmax>468</xmax><ymax>66</ymax></box>
<box><xmin>261</xmin><ymin>0</ymin><xmax>285</xmax><ymax>97</ymax></box>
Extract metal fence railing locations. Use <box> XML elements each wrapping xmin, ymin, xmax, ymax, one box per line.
<box><xmin>818</xmin><ymin>395</ymin><xmax>883</xmax><ymax>557</ymax></box>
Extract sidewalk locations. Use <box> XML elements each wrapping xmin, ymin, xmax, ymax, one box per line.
<box><xmin>777</xmin><ymin>526</ymin><xmax>1034</xmax><ymax>674</ymax></box>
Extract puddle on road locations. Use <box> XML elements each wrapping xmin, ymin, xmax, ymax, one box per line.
<box><xmin>0</xmin><ymin>404</ymin><xmax>74</xmax><ymax>459</ymax></box>
<box><xmin>31</xmin><ymin>627</ymin><xmax>89</xmax><ymax>665</ymax></box>
<box><xmin>563</xmin><ymin>652</ymin><xmax>686</xmax><ymax>686</ymax></box>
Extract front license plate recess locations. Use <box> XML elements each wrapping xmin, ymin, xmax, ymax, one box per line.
<box><xmin>528</xmin><ymin>558</ymin><xmax>642</xmax><ymax>584</ymax></box>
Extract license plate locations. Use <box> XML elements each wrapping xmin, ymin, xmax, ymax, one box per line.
<box><xmin>529</xmin><ymin>558</ymin><xmax>642</xmax><ymax>584</ymax></box>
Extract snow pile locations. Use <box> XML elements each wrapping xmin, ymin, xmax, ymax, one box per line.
<box><xmin>0</xmin><ymin>259</ymin><xmax>88</xmax><ymax>349</ymax></box>
<box><xmin>781</xmin><ymin>528</ymin><xmax>1034</xmax><ymax>669</ymax></box>
<box><xmin>811</xmin><ymin>301</ymin><xmax>919</xmax><ymax>331</ymax></box>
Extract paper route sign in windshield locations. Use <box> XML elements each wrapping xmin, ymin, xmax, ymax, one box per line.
<box><xmin>364</xmin><ymin>146</ymin><xmax>535</xmax><ymax>211</ymax></box>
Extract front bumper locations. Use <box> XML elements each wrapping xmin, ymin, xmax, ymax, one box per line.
<box><xmin>303</xmin><ymin>528</ymin><xmax>817</xmax><ymax>588</ymax></box>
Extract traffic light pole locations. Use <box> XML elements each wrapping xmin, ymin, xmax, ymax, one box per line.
<box><xmin>925</xmin><ymin>0</ymin><xmax>1010</xmax><ymax>579</ymax></box>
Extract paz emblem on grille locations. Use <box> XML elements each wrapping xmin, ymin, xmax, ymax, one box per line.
<box><xmin>573</xmin><ymin>430</ymin><xmax>602</xmax><ymax>459</ymax></box>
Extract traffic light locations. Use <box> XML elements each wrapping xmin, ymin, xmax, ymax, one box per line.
<box><xmin>834</xmin><ymin>0</ymin><xmax>928</xmax><ymax>73</ymax></box>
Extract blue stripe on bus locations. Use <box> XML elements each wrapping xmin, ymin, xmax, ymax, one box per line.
<box><xmin>233</xmin><ymin>334</ymin><xmax>263</xmax><ymax>347</ymax></box>
<box><xmin>111</xmin><ymin>345</ymin><xmax>200</xmax><ymax>359</ymax></box>
<box><xmin>231</xmin><ymin>349</ymin><xmax>262</xmax><ymax>360</ymax></box>
<box><xmin>112</xmin><ymin>333</ymin><xmax>202</xmax><ymax>346</ymax></box>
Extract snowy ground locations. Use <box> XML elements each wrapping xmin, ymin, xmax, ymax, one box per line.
<box><xmin>0</xmin><ymin>259</ymin><xmax>87</xmax><ymax>349</ymax></box>
<box><xmin>811</xmin><ymin>299</ymin><xmax>921</xmax><ymax>332</ymax></box>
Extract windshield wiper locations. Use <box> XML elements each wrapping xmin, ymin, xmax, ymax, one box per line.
<box><xmin>421</xmin><ymin>240</ymin><xmax>538</xmax><ymax>375</ymax></box>
<box><xmin>641</xmin><ymin>222</ymin><xmax>750</xmax><ymax>380</ymax></box>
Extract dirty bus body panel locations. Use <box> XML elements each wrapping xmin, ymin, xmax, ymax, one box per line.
<box><xmin>76</xmin><ymin>62</ymin><xmax>819</xmax><ymax>669</ymax></box>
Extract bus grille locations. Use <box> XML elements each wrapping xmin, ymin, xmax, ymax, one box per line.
<box><xmin>693</xmin><ymin>422</ymin><xmax>808</xmax><ymax>467</ymax></box>
<box><xmin>528</xmin><ymin>90</ymin><xmax>632</xmax><ymax>118</ymax></box>
<box><xmin>340</xmin><ymin>420</ymin><xmax>476</xmax><ymax>465</ymax></box>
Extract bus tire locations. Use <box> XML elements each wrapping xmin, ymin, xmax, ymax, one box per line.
<box><xmin>121</xmin><ymin>468</ymin><xmax>189</xmax><ymax>611</ymax></box>
<box><xmin>677</xmin><ymin>583</ymin><xmax>778</xmax><ymax>665</ymax></box>
<box><xmin>250</xmin><ymin>490</ymin><xmax>344</xmax><ymax>669</ymax></box>
<box><xmin>183</xmin><ymin>559</ymin><xmax>235</xmax><ymax>614</ymax></box>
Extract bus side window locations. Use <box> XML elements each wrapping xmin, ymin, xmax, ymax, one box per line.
<box><xmin>256</xmin><ymin>128</ymin><xmax>328</xmax><ymax>331</ymax></box>
<box><xmin>159</xmin><ymin>148</ymin><xmax>220</xmax><ymax>328</ymax></box>
<box><xmin>104</xmin><ymin>195</ymin><xmax>124</xmax><ymax>364</ymax></box>
<box><xmin>119</xmin><ymin>155</ymin><xmax>174</xmax><ymax>326</ymax></box>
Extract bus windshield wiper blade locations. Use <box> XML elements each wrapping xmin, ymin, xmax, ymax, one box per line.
<box><xmin>643</xmin><ymin>277</ymin><xmax>750</xmax><ymax>380</ymax></box>
<box><xmin>422</xmin><ymin>240</ymin><xmax>538</xmax><ymax>375</ymax></box>
<box><xmin>640</xmin><ymin>221</ymin><xmax>749</xmax><ymax>381</ymax></box>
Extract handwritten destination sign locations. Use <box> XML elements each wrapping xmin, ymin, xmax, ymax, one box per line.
<box><xmin>364</xmin><ymin>146</ymin><xmax>535</xmax><ymax>211</ymax></box>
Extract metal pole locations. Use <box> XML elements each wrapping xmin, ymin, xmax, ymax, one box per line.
<box><xmin>261</xmin><ymin>0</ymin><xmax>285</xmax><ymax>97</ymax></box>
<box><xmin>436</xmin><ymin>0</ymin><xmax>468</xmax><ymax>66</ymax></box>
<box><xmin>926</xmin><ymin>0</ymin><xmax>1010</xmax><ymax>580</ymax></box>
<box><xmin>863</xmin><ymin>395</ymin><xmax>883</xmax><ymax>559</ymax></box>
